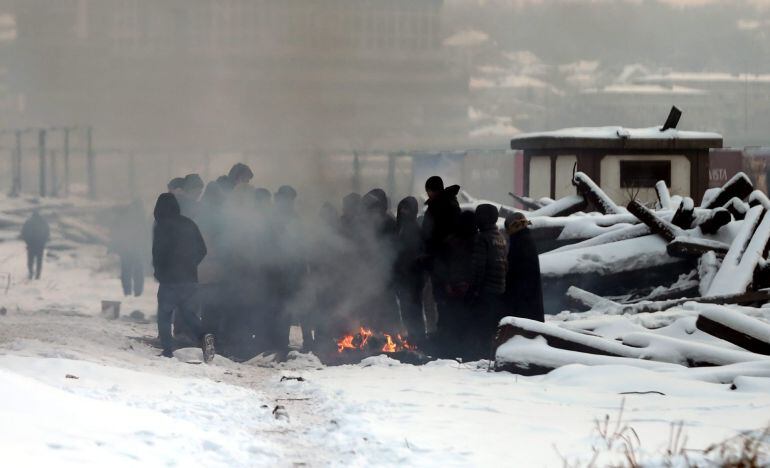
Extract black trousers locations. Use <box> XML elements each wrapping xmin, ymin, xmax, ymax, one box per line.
<box><xmin>396</xmin><ymin>277</ymin><xmax>425</xmax><ymax>343</ymax></box>
<box><xmin>26</xmin><ymin>246</ymin><xmax>44</xmax><ymax>280</ymax></box>
<box><xmin>120</xmin><ymin>252</ymin><xmax>144</xmax><ymax>296</ymax></box>
<box><xmin>157</xmin><ymin>283</ymin><xmax>203</xmax><ymax>353</ymax></box>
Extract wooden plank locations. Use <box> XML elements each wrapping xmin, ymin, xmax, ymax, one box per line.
<box><xmin>698</xmin><ymin>208</ymin><xmax>731</xmax><ymax>235</ymax></box>
<box><xmin>704</xmin><ymin>172</ymin><xmax>754</xmax><ymax>209</ymax></box>
<box><xmin>696</xmin><ymin>315</ymin><xmax>770</xmax><ymax>356</ymax></box>
<box><xmin>667</xmin><ymin>236</ymin><xmax>730</xmax><ymax>258</ymax></box>
<box><xmin>627</xmin><ymin>200</ymin><xmax>682</xmax><ymax>242</ymax></box>
<box><xmin>573</xmin><ymin>172</ymin><xmax>622</xmax><ymax>215</ymax></box>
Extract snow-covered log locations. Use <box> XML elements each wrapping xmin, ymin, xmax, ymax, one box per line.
<box><xmin>550</xmin><ymin>223</ymin><xmax>650</xmax><ymax>254</ymax></box>
<box><xmin>724</xmin><ymin>197</ymin><xmax>749</xmax><ymax>221</ymax></box>
<box><xmin>693</xmin><ymin>304</ymin><xmax>770</xmax><ymax>355</ymax></box>
<box><xmin>508</xmin><ymin>192</ymin><xmax>544</xmax><ymax>211</ymax></box>
<box><xmin>748</xmin><ymin>190</ymin><xmax>770</xmax><ymax>210</ymax></box>
<box><xmin>495</xmin><ymin>317</ymin><xmax>644</xmax><ymax>358</ymax></box>
<box><xmin>573</xmin><ymin>172</ymin><xmax>622</xmax><ymax>215</ymax></box>
<box><xmin>627</xmin><ymin>200</ymin><xmax>682</xmax><ymax>242</ymax></box>
<box><xmin>585</xmin><ymin>289</ymin><xmax>770</xmax><ymax>316</ymax></box>
<box><xmin>703</xmin><ymin>172</ymin><xmax>754</xmax><ymax>209</ymax></box>
<box><xmin>666</xmin><ymin>236</ymin><xmax>731</xmax><ymax>259</ymax></box>
<box><xmin>566</xmin><ymin>286</ymin><xmax>620</xmax><ymax>311</ymax></box>
<box><xmin>707</xmin><ymin>206</ymin><xmax>768</xmax><ymax>297</ymax></box>
<box><xmin>621</xmin><ymin>332</ymin><xmax>770</xmax><ymax>367</ymax></box>
<box><xmin>698</xmin><ymin>251</ymin><xmax>720</xmax><ymax>296</ymax></box>
<box><xmin>655</xmin><ymin>181</ymin><xmax>672</xmax><ymax>210</ymax></box>
<box><xmin>57</xmin><ymin>216</ymin><xmax>110</xmax><ymax>245</ymax></box>
<box><xmin>529</xmin><ymin>195</ymin><xmax>587</xmax><ymax>218</ymax></box>
<box><xmin>671</xmin><ymin>197</ymin><xmax>695</xmax><ymax>229</ymax></box>
<box><xmin>697</xmin><ymin>207</ymin><xmax>731</xmax><ymax>235</ymax></box>
<box><xmin>494</xmin><ymin>335</ymin><xmax>683</xmax><ymax>375</ymax></box>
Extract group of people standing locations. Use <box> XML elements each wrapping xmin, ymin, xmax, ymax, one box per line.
<box><xmin>150</xmin><ymin>163</ymin><xmax>544</xmax><ymax>362</ymax></box>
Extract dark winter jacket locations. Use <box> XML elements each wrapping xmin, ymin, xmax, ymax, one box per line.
<box><xmin>21</xmin><ymin>213</ymin><xmax>50</xmax><ymax>250</ymax></box>
<box><xmin>395</xmin><ymin>197</ymin><xmax>423</xmax><ymax>281</ymax></box>
<box><xmin>363</xmin><ymin>189</ymin><xmax>398</xmax><ymax>240</ymax></box>
<box><xmin>152</xmin><ymin>193</ymin><xmax>207</xmax><ymax>284</ymax></box>
<box><xmin>421</xmin><ymin>185</ymin><xmax>461</xmax><ymax>258</ymax></box>
<box><xmin>471</xmin><ymin>205</ymin><xmax>507</xmax><ymax>297</ymax></box>
<box><xmin>505</xmin><ymin>228</ymin><xmax>545</xmax><ymax>322</ymax></box>
<box><xmin>443</xmin><ymin>211</ymin><xmax>477</xmax><ymax>298</ymax></box>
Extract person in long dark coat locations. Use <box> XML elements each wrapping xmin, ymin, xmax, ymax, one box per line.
<box><xmin>435</xmin><ymin>210</ymin><xmax>476</xmax><ymax>358</ymax></box>
<box><xmin>265</xmin><ymin>185</ymin><xmax>307</xmax><ymax>358</ymax></box>
<box><xmin>152</xmin><ymin>193</ymin><xmax>213</xmax><ymax>359</ymax></box>
<box><xmin>420</xmin><ymin>176</ymin><xmax>462</xmax><ymax>340</ymax></box>
<box><xmin>467</xmin><ymin>203</ymin><xmax>507</xmax><ymax>360</ymax></box>
<box><xmin>395</xmin><ymin>196</ymin><xmax>425</xmax><ymax>344</ymax></box>
<box><xmin>504</xmin><ymin>213</ymin><xmax>545</xmax><ymax>322</ymax></box>
<box><xmin>109</xmin><ymin>200</ymin><xmax>148</xmax><ymax>296</ymax></box>
<box><xmin>20</xmin><ymin>211</ymin><xmax>50</xmax><ymax>280</ymax></box>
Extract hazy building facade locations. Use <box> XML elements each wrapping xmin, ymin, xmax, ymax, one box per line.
<box><xmin>8</xmin><ymin>0</ymin><xmax>468</xmax><ymax>154</ymax></box>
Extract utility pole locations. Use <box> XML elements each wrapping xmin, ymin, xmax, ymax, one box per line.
<box><xmin>11</xmin><ymin>130</ymin><xmax>22</xmax><ymax>197</ymax></box>
<box><xmin>50</xmin><ymin>150</ymin><xmax>59</xmax><ymax>197</ymax></box>
<box><xmin>38</xmin><ymin>129</ymin><xmax>47</xmax><ymax>197</ymax></box>
<box><xmin>352</xmin><ymin>151</ymin><xmax>361</xmax><ymax>194</ymax></box>
<box><xmin>86</xmin><ymin>126</ymin><xmax>95</xmax><ymax>199</ymax></box>
<box><xmin>128</xmin><ymin>151</ymin><xmax>137</xmax><ymax>197</ymax></box>
<box><xmin>63</xmin><ymin>127</ymin><xmax>71</xmax><ymax>197</ymax></box>
<box><xmin>387</xmin><ymin>153</ymin><xmax>396</xmax><ymax>200</ymax></box>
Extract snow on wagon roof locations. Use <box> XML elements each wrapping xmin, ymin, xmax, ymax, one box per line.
<box><xmin>510</xmin><ymin>126</ymin><xmax>723</xmax><ymax>151</ymax></box>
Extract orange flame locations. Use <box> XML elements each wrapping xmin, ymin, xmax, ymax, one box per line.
<box><xmin>382</xmin><ymin>334</ymin><xmax>396</xmax><ymax>353</ymax></box>
<box><xmin>336</xmin><ymin>327</ymin><xmax>416</xmax><ymax>354</ymax></box>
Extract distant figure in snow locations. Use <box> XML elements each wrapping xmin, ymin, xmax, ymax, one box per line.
<box><xmin>109</xmin><ymin>200</ymin><xmax>149</xmax><ymax>296</ymax></box>
<box><xmin>467</xmin><ymin>204</ymin><xmax>507</xmax><ymax>360</ymax></box>
<box><xmin>504</xmin><ymin>213</ymin><xmax>544</xmax><ymax>323</ymax></box>
<box><xmin>20</xmin><ymin>210</ymin><xmax>50</xmax><ymax>280</ymax></box>
<box><xmin>152</xmin><ymin>193</ymin><xmax>214</xmax><ymax>361</ymax></box>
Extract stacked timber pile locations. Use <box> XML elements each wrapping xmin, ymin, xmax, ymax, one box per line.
<box><xmin>492</xmin><ymin>171</ymin><xmax>770</xmax><ymax>384</ymax></box>
<box><xmin>493</xmin><ymin>304</ymin><xmax>770</xmax><ymax>387</ymax></box>
<box><xmin>485</xmin><ymin>171</ymin><xmax>765</xmax><ymax>314</ymax></box>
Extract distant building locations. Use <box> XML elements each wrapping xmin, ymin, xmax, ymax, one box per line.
<box><xmin>510</xmin><ymin>126</ymin><xmax>723</xmax><ymax>205</ymax></box>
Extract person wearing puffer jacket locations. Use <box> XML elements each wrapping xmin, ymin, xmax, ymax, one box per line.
<box><xmin>467</xmin><ymin>203</ymin><xmax>507</xmax><ymax>360</ymax></box>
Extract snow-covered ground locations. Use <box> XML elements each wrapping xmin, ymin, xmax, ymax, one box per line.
<box><xmin>2</xmin><ymin>218</ymin><xmax>770</xmax><ymax>466</ymax></box>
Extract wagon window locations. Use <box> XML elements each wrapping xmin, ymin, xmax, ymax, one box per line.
<box><xmin>620</xmin><ymin>160</ymin><xmax>671</xmax><ymax>188</ymax></box>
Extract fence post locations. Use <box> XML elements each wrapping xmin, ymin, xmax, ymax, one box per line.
<box><xmin>38</xmin><ymin>129</ymin><xmax>46</xmax><ymax>197</ymax></box>
<box><xmin>63</xmin><ymin>127</ymin><xmax>70</xmax><ymax>197</ymax></box>
<box><xmin>86</xmin><ymin>126</ymin><xmax>95</xmax><ymax>199</ymax></box>
<box><xmin>11</xmin><ymin>130</ymin><xmax>22</xmax><ymax>197</ymax></box>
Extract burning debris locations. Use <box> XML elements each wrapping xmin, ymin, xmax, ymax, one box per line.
<box><xmin>335</xmin><ymin>327</ymin><xmax>415</xmax><ymax>354</ymax></box>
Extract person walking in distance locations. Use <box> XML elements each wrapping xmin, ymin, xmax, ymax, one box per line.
<box><xmin>21</xmin><ymin>210</ymin><xmax>50</xmax><ymax>280</ymax></box>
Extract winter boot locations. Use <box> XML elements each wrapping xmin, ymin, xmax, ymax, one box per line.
<box><xmin>202</xmin><ymin>334</ymin><xmax>216</xmax><ymax>364</ymax></box>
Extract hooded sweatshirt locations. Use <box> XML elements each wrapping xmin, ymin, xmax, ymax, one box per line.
<box><xmin>152</xmin><ymin>193</ymin><xmax>207</xmax><ymax>284</ymax></box>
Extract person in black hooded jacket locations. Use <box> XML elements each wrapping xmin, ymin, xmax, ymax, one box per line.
<box><xmin>504</xmin><ymin>213</ymin><xmax>545</xmax><ymax>322</ymax></box>
<box><xmin>395</xmin><ymin>196</ymin><xmax>425</xmax><ymax>344</ymax></box>
<box><xmin>152</xmin><ymin>193</ymin><xmax>213</xmax><ymax>360</ymax></box>
<box><xmin>421</xmin><ymin>176</ymin><xmax>461</xmax><ymax>259</ymax></box>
